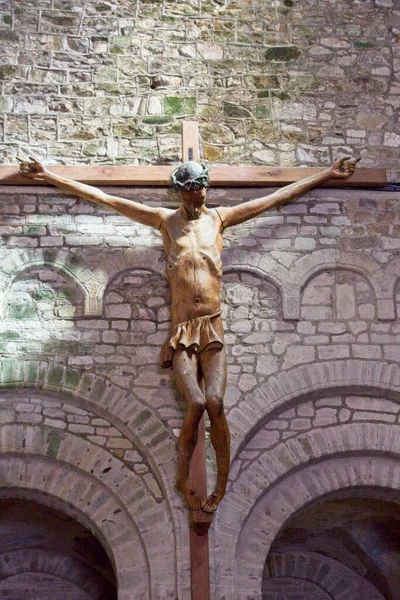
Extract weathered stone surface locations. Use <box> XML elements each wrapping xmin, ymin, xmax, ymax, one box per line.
<box><xmin>1</xmin><ymin>2</ymin><xmax>400</xmax><ymax>598</ymax></box>
<box><xmin>0</xmin><ymin>0</ymin><xmax>397</xmax><ymax>166</ymax></box>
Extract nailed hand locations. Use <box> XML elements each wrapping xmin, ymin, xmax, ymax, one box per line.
<box><xmin>18</xmin><ymin>156</ymin><xmax>48</xmax><ymax>180</ymax></box>
<box><xmin>331</xmin><ymin>156</ymin><xmax>361</xmax><ymax>179</ymax></box>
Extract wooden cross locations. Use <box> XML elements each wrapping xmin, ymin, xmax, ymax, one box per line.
<box><xmin>181</xmin><ymin>121</ymin><xmax>212</xmax><ymax>600</ymax></box>
<box><xmin>0</xmin><ymin>122</ymin><xmax>388</xmax><ymax>600</ymax></box>
<box><xmin>0</xmin><ymin>140</ymin><xmax>387</xmax><ymax>188</ymax></box>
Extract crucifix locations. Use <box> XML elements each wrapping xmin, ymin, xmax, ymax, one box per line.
<box><xmin>10</xmin><ymin>122</ymin><xmax>386</xmax><ymax>600</ymax></box>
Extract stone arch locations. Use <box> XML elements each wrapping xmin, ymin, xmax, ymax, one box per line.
<box><xmin>291</xmin><ymin>249</ymin><xmax>381</xmax><ymax>287</ymax></box>
<box><xmin>265</xmin><ymin>550</ymin><xmax>386</xmax><ymax>600</ymax></box>
<box><xmin>223</xmin><ymin>250</ymin><xmax>296</xmax><ymax>318</ymax></box>
<box><xmin>0</xmin><ymin>422</ymin><xmax>178</xmax><ymax>599</ymax></box>
<box><xmin>226</xmin><ymin>454</ymin><xmax>400</xmax><ymax>600</ymax></box>
<box><xmin>0</xmin><ymin>368</ymin><xmax>188</xmax><ymax>596</ymax></box>
<box><xmin>0</xmin><ymin>548</ymin><xmax>113</xmax><ymax>600</ymax></box>
<box><xmin>0</xmin><ymin>455</ymin><xmax>148</xmax><ymax>599</ymax></box>
<box><xmin>299</xmin><ymin>267</ymin><xmax>376</xmax><ymax>322</ymax></box>
<box><xmin>93</xmin><ymin>249</ymin><xmax>167</xmax><ymax>321</ymax></box>
<box><xmin>229</xmin><ymin>359</ymin><xmax>400</xmax><ymax>451</ymax></box>
<box><xmin>285</xmin><ymin>249</ymin><xmax>381</xmax><ymax>319</ymax></box>
<box><xmin>103</xmin><ymin>265</ymin><xmax>170</xmax><ymax>323</ymax></box>
<box><xmin>0</xmin><ymin>249</ymin><xmax>106</xmax><ymax>316</ymax></box>
<box><xmin>216</xmin><ymin>413</ymin><xmax>400</xmax><ymax>598</ymax></box>
<box><xmin>225</xmin><ymin>421</ymin><xmax>400</xmax><ymax>533</ymax></box>
<box><xmin>4</xmin><ymin>263</ymin><xmax>85</xmax><ymax>324</ymax></box>
<box><xmin>222</xmin><ymin>267</ymin><xmax>283</xmax><ymax>323</ymax></box>
<box><xmin>102</xmin><ymin>248</ymin><xmax>166</xmax><ymax>291</ymax></box>
<box><xmin>223</xmin><ymin>250</ymin><xmax>287</xmax><ymax>295</ymax></box>
<box><xmin>0</xmin><ymin>360</ymin><xmax>176</xmax><ymax>484</ymax></box>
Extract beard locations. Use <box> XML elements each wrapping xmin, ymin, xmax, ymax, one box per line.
<box><xmin>184</xmin><ymin>202</ymin><xmax>204</xmax><ymax>220</ymax></box>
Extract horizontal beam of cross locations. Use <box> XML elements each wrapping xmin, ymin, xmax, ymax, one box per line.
<box><xmin>0</xmin><ymin>165</ymin><xmax>387</xmax><ymax>187</ymax></box>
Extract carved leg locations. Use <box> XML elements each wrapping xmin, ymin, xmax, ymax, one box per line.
<box><xmin>173</xmin><ymin>348</ymin><xmax>205</xmax><ymax>510</ymax></box>
<box><xmin>200</xmin><ymin>346</ymin><xmax>230</xmax><ymax>513</ymax></box>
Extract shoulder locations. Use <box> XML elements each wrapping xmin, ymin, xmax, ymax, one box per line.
<box><xmin>158</xmin><ymin>207</ymin><xmax>176</xmax><ymax>219</ymax></box>
<box><xmin>211</xmin><ymin>206</ymin><xmax>230</xmax><ymax>229</ymax></box>
<box><xmin>158</xmin><ymin>207</ymin><xmax>178</xmax><ymax>230</ymax></box>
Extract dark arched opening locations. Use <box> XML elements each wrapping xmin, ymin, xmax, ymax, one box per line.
<box><xmin>0</xmin><ymin>498</ymin><xmax>117</xmax><ymax>600</ymax></box>
<box><xmin>263</xmin><ymin>488</ymin><xmax>400</xmax><ymax>600</ymax></box>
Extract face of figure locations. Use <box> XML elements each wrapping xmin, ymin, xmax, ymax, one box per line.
<box><xmin>179</xmin><ymin>188</ymin><xmax>207</xmax><ymax>220</ymax></box>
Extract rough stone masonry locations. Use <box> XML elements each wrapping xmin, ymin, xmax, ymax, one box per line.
<box><xmin>1</xmin><ymin>0</ymin><xmax>400</xmax><ymax>598</ymax></box>
<box><xmin>0</xmin><ymin>0</ymin><xmax>399</xmax><ymax>180</ymax></box>
<box><xmin>0</xmin><ymin>183</ymin><xmax>400</xmax><ymax>598</ymax></box>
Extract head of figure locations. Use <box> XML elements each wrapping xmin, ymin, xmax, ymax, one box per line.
<box><xmin>170</xmin><ymin>161</ymin><xmax>210</xmax><ymax>220</ymax></box>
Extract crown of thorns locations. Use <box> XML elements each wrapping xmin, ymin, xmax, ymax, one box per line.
<box><xmin>170</xmin><ymin>161</ymin><xmax>210</xmax><ymax>191</ymax></box>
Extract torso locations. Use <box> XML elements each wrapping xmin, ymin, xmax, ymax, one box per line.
<box><xmin>160</xmin><ymin>208</ymin><xmax>223</xmax><ymax>325</ymax></box>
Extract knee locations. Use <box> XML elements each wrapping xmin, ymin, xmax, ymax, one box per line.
<box><xmin>206</xmin><ymin>395</ymin><xmax>225</xmax><ymax>420</ymax></box>
<box><xmin>188</xmin><ymin>395</ymin><xmax>206</xmax><ymax>418</ymax></box>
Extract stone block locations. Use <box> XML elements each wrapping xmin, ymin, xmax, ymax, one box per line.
<box><xmin>318</xmin><ymin>345</ymin><xmax>350</xmax><ymax>360</ymax></box>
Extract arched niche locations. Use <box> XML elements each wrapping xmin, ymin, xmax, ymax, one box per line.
<box><xmin>263</xmin><ymin>489</ymin><xmax>400</xmax><ymax>600</ymax></box>
<box><xmin>300</xmin><ymin>268</ymin><xmax>376</xmax><ymax>322</ymax></box>
<box><xmin>5</xmin><ymin>265</ymin><xmax>85</xmax><ymax>319</ymax></box>
<box><xmin>101</xmin><ymin>267</ymin><xmax>174</xmax><ymax>398</ymax></box>
<box><xmin>104</xmin><ymin>267</ymin><xmax>170</xmax><ymax>325</ymax></box>
<box><xmin>0</xmin><ymin>498</ymin><xmax>117</xmax><ymax>600</ymax></box>
<box><xmin>222</xmin><ymin>269</ymin><xmax>282</xmax><ymax>322</ymax></box>
<box><xmin>231</xmin><ymin>456</ymin><xmax>400</xmax><ymax>600</ymax></box>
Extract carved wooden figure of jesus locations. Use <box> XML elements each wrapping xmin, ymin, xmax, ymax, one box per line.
<box><xmin>20</xmin><ymin>156</ymin><xmax>358</xmax><ymax>512</ymax></box>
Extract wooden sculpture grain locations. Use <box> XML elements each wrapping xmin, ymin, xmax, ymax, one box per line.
<box><xmin>20</xmin><ymin>156</ymin><xmax>359</xmax><ymax>512</ymax></box>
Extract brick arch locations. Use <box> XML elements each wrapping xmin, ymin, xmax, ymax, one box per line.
<box><xmin>0</xmin><ymin>248</ymin><xmax>106</xmax><ymax>317</ymax></box>
<box><xmin>223</xmin><ymin>455</ymin><xmax>400</xmax><ymax>600</ymax></box>
<box><xmin>0</xmin><ymin>423</ymin><xmax>178</xmax><ymax>599</ymax></box>
<box><xmin>265</xmin><ymin>550</ymin><xmax>385</xmax><ymax>600</ymax></box>
<box><xmin>0</xmin><ymin>455</ymin><xmax>148</xmax><ymax>599</ymax></box>
<box><xmin>0</xmin><ymin>549</ymin><xmax>113</xmax><ymax>600</ymax></box>
<box><xmin>230</xmin><ymin>359</ymin><xmax>400</xmax><ymax>453</ymax></box>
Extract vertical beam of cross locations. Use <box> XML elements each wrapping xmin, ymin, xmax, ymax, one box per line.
<box><xmin>181</xmin><ymin>121</ymin><xmax>212</xmax><ymax>600</ymax></box>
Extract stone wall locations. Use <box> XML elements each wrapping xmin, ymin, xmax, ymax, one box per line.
<box><xmin>1</xmin><ymin>0</ymin><xmax>400</xmax><ymax>598</ymax></box>
<box><xmin>0</xmin><ymin>0</ymin><xmax>399</xmax><ymax>173</ymax></box>
<box><xmin>1</xmin><ymin>184</ymin><xmax>400</xmax><ymax>599</ymax></box>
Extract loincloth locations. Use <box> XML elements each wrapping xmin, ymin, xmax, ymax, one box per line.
<box><xmin>161</xmin><ymin>311</ymin><xmax>223</xmax><ymax>369</ymax></box>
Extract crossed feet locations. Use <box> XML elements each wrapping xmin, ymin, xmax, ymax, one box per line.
<box><xmin>176</xmin><ymin>478</ymin><xmax>224</xmax><ymax>513</ymax></box>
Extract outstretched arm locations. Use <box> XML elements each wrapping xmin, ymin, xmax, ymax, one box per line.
<box><xmin>19</xmin><ymin>158</ymin><xmax>168</xmax><ymax>229</ymax></box>
<box><xmin>216</xmin><ymin>157</ymin><xmax>359</xmax><ymax>229</ymax></box>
